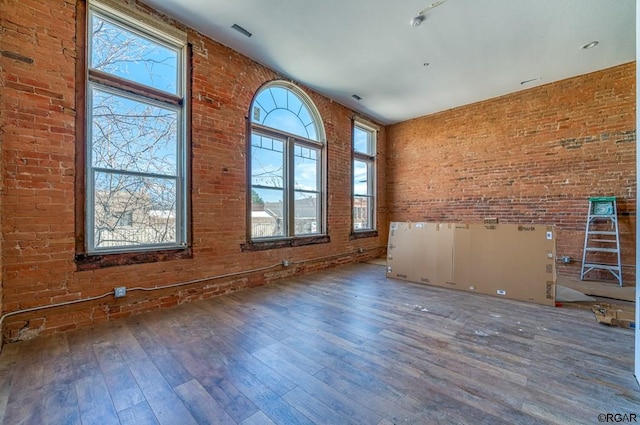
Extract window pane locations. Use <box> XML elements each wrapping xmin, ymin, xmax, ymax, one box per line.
<box><xmin>294</xmin><ymin>192</ymin><xmax>319</xmax><ymax>235</ymax></box>
<box><xmin>251</xmin><ymin>187</ymin><xmax>285</xmax><ymax>238</ymax></box>
<box><xmin>253</xmin><ymin>90</ymin><xmax>276</xmax><ymax>119</ymax></box>
<box><xmin>251</xmin><ymin>134</ymin><xmax>284</xmax><ymax>188</ymax></box>
<box><xmin>91</xmin><ymin>87</ymin><xmax>178</xmax><ymax>175</ymax></box>
<box><xmin>297</xmin><ymin>107</ymin><xmax>317</xmax><ymax>141</ymax></box>
<box><xmin>287</xmin><ymin>91</ymin><xmax>303</xmax><ymax>116</ymax></box>
<box><xmin>354</xmin><ymin>126</ymin><xmax>373</xmax><ymax>155</ymax></box>
<box><xmin>93</xmin><ymin>172</ymin><xmax>177</xmax><ymax>248</ymax></box>
<box><xmin>90</xmin><ymin>12</ymin><xmax>179</xmax><ymax>94</ymax></box>
<box><xmin>294</xmin><ymin>145</ymin><xmax>318</xmax><ymax>192</ymax></box>
<box><xmin>353</xmin><ymin>159</ymin><xmax>369</xmax><ymax>196</ymax></box>
<box><xmin>251</xmin><ymin>85</ymin><xmax>319</xmax><ymax>141</ymax></box>
<box><xmin>263</xmin><ymin>109</ymin><xmax>309</xmax><ymax>139</ymax></box>
<box><xmin>270</xmin><ymin>86</ymin><xmax>288</xmax><ymax>109</ymax></box>
<box><xmin>353</xmin><ymin>196</ymin><xmax>371</xmax><ymax>230</ymax></box>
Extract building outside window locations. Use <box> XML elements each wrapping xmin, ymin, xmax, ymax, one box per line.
<box><xmin>85</xmin><ymin>1</ymin><xmax>188</xmax><ymax>252</ymax></box>
<box><xmin>353</xmin><ymin>120</ymin><xmax>377</xmax><ymax>232</ymax></box>
<box><xmin>249</xmin><ymin>81</ymin><xmax>326</xmax><ymax>240</ymax></box>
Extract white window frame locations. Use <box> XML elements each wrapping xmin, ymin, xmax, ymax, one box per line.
<box><xmin>248</xmin><ymin>81</ymin><xmax>327</xmax><ymax>242</ymax></box>
<box><xmin>86</xmin><ymin>1</ymin><xmax>188</xmax><ymax>253</ymax></box>
<box><xmin>352</xmin><ymin>119</ymin><xmax>377</xmax><ymax>233</ymax></box>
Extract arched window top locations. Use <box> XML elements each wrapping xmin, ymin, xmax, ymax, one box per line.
<box><xmin>250</xmin><ymin>81</ymin><xmax>324</xmax><ymax>142</ymax></box>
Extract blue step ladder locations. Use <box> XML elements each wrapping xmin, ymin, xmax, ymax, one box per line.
<box><xmin>580</xmin><ymin>197</ymin><xmax>622</xmax><ymax>287</ymax></box>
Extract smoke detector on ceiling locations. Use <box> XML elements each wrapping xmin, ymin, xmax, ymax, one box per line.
<box><xmin>410</xmin><ymin>14</ymin><xmax>426</xmax><ymax>27</ymax></box>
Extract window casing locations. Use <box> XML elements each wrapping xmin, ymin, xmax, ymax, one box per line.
<box><xmin>84</xmin><ymin>1</ymin><xmax>188</xmax><ymax>254</ymax></box>
<box><xmin>248</xmin><ymin>81</ymin><xmax>326</xmax><ymax>242</ymax></box>
<box><xmin>353</xmin><ymin>121</ymin><xmax>377</xmax><ymax>232</ymax></box>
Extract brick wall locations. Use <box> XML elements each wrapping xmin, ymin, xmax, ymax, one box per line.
<box><xmin>387</xmin><ymin>63</ymin><xmax>636</xmax><ymax>284</ymax></box>
<box><xmin>0</xmin><ymin>0</ymin><xmax>388</xmax><ymax>342</ymax></box>
<box><xmin>0</xmin><ymin>40</ymin><xmax>3</xmax><ymax>342</ymax></box>
<box><xmin>0</xmin><ymin>0</ymin><xmax>635</xmax><ymax>344</ymax></box>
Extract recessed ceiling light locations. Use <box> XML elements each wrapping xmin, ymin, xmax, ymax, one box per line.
<box><xmin>231</xmin><ymin>24</ymin><xmax>252</xmax><ymax>38</ymax></box>
<box><xmin>581</xmin><ymin>41</ymin><xmax>599</xmax><ymax>50</ymax></box>
<box><xmin>351</xmin><ymin>94</ymin><xmax>362</xmax><ymax>101</ymax></box>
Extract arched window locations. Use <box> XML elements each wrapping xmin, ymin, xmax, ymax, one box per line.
<box><xmin>248</xmin><ymin>81</ymin><xmax>326</xmax><ymax>241</ymax></box>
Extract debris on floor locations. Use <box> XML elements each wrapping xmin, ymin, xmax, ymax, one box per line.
<box><xmin>592</xmin><ymin>303</ymin><xmax>636</xmax><ymax>329</ymax></box>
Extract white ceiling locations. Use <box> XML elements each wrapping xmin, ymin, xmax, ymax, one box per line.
<box><xmin>143</xmin><ymin>0</ymin><xmax>635</xmax><ymax>125</ymax></box>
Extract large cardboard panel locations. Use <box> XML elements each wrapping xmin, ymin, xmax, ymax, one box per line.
<box><xmin>386</xmin><ymin>222</ymin><xmax>415</xmax><ymax>282</ymax></box>
<box><xmin>387</xmin><ymin>222</ymin><xmax>557</xmax><ymax>306</ymax></box>
<box><xmin>451</xmin><ymin>224</ymin><xmax>471</xmax><ymax>290</ymax></box>
<box><xmin>467</xmin><ymin>224</ymin><xmax>556</xmax><ymax>306</ymax></box>
<box><xmin>414</xmin><ymin>223</ymin><xmax>454</xmax><ymax>286</ymax></box>
<box><xmin>436</xmin><ymin>224</ymin><xmax>455</xmax><ymax>285</ymax></box>
<box><xmin>412</xmin><ymin>223</ymin><xmax>438</xmax><ymax>284</ymax></box>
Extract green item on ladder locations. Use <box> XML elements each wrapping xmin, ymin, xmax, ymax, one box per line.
<box><xmin>580</xmin><ymin>197</ymin><xmax>622</xmax><ymax>286</ymax></box>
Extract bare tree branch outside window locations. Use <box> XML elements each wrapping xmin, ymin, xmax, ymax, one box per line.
<box><xmin>87</xmin><ymin>7</ymin><xmax>184</xmax><ymax>250</ymax></box>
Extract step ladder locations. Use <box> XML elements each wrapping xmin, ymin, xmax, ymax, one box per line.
<box><xmin>580</xmin><ymin>197</ymin><xmax>622</xmax><ymax>286</ymax></box>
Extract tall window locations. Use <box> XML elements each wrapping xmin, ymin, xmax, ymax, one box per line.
<box><xmin>353</xmin><ymin>121</ymin><xmax>377</xmax><ymax>232</ymax></box>
<box><xmin>249</xmin><ymin>81</ymin><xmax>326</xmax><ymax>240</ymax></box>
<box><xmin>85</xmin><ymin>2</ymin><xmax>187</xmax><ymax>253</ymax></box>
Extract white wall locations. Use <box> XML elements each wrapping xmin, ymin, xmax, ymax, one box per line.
<box><xmin>635</xmin><ymin>0</ymin><xmax>639</xmax><ymax>386</ymax></box>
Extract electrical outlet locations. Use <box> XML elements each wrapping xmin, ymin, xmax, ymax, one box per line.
<box><xmin>282</xmin><ymin>260</ymin><xmax>290</xmax><ymax>267</ymax></box>
<box><xmin>114</xmin><ymin>286</ymin><xmax>127</xmax><ymax>298</ymax></box>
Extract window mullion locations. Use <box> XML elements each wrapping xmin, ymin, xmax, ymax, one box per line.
<box><xmin>286</xmin><ymin>136</ymin><xmax>295</xmax><ymax>237</ymax></box>
<box><xmin>353</xmin><ymin>151</ymin><xmax>375</xmax><ymax>162</ymax></box>
<box><xmin>92</xmin><ymin>167</ymin><xmax>178</xmax><ymax>180</ymax></box>
<box><xmin>89</xmin><ymin>69</ymin><xmax>182</xmax><ymax>106</ymax></box>
<box><xmin>87</xmin><ymin>167</ymin><xmax>96</xmax><ymax>250</ymax></box>
<box><xmin>369</xmin><ymin>159</ymin><xmax>376</xmax><ymax>229</ymax></box>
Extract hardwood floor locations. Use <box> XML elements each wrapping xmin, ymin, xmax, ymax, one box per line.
<box><xmin>0</xmin><ymin>262</ymin><xmax>638</xmax><ymax>424</ymax></box>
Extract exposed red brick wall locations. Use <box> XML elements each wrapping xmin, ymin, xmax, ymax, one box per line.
<box><xmin>1</xmin><ymin>0</ymin><xmax>634</xmax><ymax>344</ymax></box>
<box><xmin>387</xmin><ymin>63</ymin><xmax>636</xmax><ymax>284</ymax></box>
<box><xmin>0</xmin><ymin>0</ymin><xmax>388</xmax><ymax>342</ymax></box>
<box><xmin>0</xmin><ymin>41</ymin><xmax>3</xmax><ymax>342</ymax></box>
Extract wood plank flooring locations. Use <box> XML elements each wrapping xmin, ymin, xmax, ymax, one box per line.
<box><xmin>0</xmin><ymin>262</ymin><xmax>638</xmax><ymax>424</ymax></box>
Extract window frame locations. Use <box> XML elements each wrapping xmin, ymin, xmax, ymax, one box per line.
<box><xmin>351</xmin><ymin>118</ymin><xmax>378</xmax><ymax>237</ymax></box>
<box><xmin>244</xmin><ymin>81</ymin><xmax>328</xmax><ymax>250</ymax></box>
<box><xmin>75</xmin><ymin>0</ymin><xmax>192</xmax><ymax>268</ymax></box>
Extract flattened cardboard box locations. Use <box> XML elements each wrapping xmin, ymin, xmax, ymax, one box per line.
<box><xmin>386</xmin><ymin>222</ymin><xmax>416</xmax><ymax>282</ymax></box>
<box><xmin>387</xmin><ymin>222</ymin><xmax>455</xmax><ymax>285</ymax></box>
<box><xmin>465</xmin><ymin>224</ymin><xmax>556</xmax><ymax>306</ymax></box>
<box><xmin>414</xmin><ymin>223</ymin><xmax>455</xmax><ymax>286</ymax></box>
<box><xmin>387</xmin><ymin>222</ymin><xmax>556</xmax><ymax>306</ymax></box>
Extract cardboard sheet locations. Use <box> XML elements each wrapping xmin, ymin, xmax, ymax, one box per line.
<box><xmin>386</xmin><ymin>222</ymin><xmax>557</xmax><ymax>306</ymax></box>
